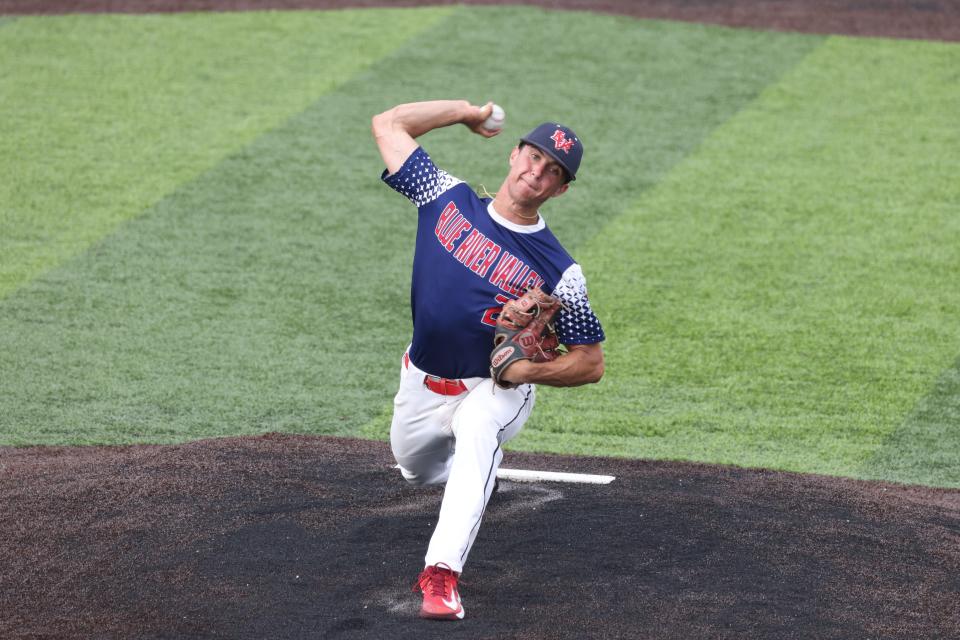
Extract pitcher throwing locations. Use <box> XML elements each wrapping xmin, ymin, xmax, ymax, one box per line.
<box><xmin>371</xmin><ymin>99</ymin><xmax>606</xmax><ymax>620</ymax></box>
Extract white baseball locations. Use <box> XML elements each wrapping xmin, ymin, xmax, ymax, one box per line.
<box><xmin>482</xmin><ymin>104</ymin><xmax>505</xmax><ymax>132</ymax></box>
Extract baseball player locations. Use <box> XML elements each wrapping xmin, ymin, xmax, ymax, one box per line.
<box><xmin>372</xmin><ymin>100</ymin><xmax>605</xmax><ymax>621</ymax></box>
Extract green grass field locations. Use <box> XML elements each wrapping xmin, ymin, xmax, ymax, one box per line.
<box><xmin>2</xmin><ymin>7</ymin><xmax>958</xmax><ymax>488</ymax></box>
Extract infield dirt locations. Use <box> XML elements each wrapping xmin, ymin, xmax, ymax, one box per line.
<box><xmin>2</xmin><ymin>434</ymin><xmax>959</xmax><ymax>639</ymax></box>
<box><xmin>2</xmin><ymin>0</ymin><xmax>959</xmax><ymax>638</ymax></box>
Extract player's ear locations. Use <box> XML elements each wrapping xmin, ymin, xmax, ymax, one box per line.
<box><xmin>509</xmin><ymin>146</ymin><xmax>520</xmax><ymax>165</ymax></box>
<box><xmin>551</xmin><ymin>183</ymin><xmax>570</xmax><ymax>198</ymax></box>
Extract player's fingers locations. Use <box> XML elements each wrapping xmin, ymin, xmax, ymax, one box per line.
<box><xmin>466</xmin><ymin>102</ymin><xmax>491</xmax><ymax>129</ymax></box>
<box><xmin>467</xmin><ymin>102</ymin><xmax>496</xmax><ymax>136</ymax></box>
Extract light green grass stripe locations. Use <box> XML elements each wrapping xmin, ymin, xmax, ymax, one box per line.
<box><xmin>0</xmin><ymin>8</ymin><xmax>451</xmax><ymax>299</ymax></box>
<box><xmin>525</xmin><ymin>36</ymin><xmax>960</xmax><ymax>486</ymax></box>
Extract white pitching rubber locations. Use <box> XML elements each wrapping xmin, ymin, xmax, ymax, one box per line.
<box><xmin>496</xmin><ymin>468</ymin><xmax>615</xmax><ymax>484</ymax></box>
<box><xmin>392</xmin><ymin>464</ymin><xmax>615</xmax><ymax>485</ymax></box>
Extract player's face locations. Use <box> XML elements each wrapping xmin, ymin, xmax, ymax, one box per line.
<box><xmin>506</xmin><ymin>144</ymin><xmax>569</xmax><ymax>205</ymax></box>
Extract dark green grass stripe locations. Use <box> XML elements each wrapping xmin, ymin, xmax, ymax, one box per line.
<box><xmin>0</xmin><ymin>7</ymin><xmax>823</xmax><ymax>446</ymax></box>
<box><xmin>865</xmin><ymin>359</ymin><xmax>960</xmax><ymax>487</ymax></box>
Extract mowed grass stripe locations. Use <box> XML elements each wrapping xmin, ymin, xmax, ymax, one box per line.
<box><xmin>868</xmin><ymin>358</ymin><xmax>960</xmax><ymax>487</ymax></box>
<box><xmin>0</xmin><ymin>8</ymin><xmax>452</xmax><ymax>299</ymax></box>
<box><xmin>523</xmin><ymin>36</ymin><xmax>960</xmax><ymax>487</ymax></box>
<box><xmin>0</xmin><ymin>8</ymin><xmax>820</xmax><ymax>447</ymax></box>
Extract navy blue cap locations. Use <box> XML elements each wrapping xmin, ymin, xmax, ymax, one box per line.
<box><xmin>520</xmin><ymin>122</ymin><xmax>582</xmax><ymax>181</ymax></box>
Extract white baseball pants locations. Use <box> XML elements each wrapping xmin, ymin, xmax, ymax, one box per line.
<box><xmin>390</xmin><ymin>349</ymin><xmax>535</xmax><ymax>573</ymax></box>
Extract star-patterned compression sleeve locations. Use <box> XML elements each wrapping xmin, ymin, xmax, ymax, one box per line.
<box><xmin>382</xmin><ymin>147</ymin><xmax>604</xmax><ymax>380</ymax></box>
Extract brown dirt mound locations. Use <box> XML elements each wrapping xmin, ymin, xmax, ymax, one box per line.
<box><xmin>2</xmin><ymin>434</ymin><xmax>958</xmax><ymax>639</ymax></box>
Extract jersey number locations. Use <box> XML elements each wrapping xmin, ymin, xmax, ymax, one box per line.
<box><xmin>481</xmin><ymin>294</ymin><xmax>511</xmax><ymax>327</ymax></box>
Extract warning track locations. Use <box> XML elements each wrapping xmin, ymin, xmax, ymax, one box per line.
<box><xmin>3</xmin><ymin>0</ymin><xmax>959</xmax><ymax>42</ymax></box>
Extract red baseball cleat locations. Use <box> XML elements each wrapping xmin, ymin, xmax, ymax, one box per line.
<box><xmin>412</xmin><ymin>563</ymin><xmax>465</xmax><ymax>620</ymax></box>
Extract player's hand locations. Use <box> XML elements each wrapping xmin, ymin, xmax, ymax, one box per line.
<box><xmin>465</xmin><ymin>102</ymin><xmax>501</xmax><ymax>138</ymax></box>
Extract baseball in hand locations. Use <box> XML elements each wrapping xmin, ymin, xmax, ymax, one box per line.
<box><xmin>482</xmin><ymin>104</ymin><xmax>506</xmax><ymax>132</ymax></box>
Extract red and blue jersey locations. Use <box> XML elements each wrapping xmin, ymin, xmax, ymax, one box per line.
<box><xmin>383</xmin><ymin>147</ymin><xmax>604</xmax><ymax>379</ymax></box>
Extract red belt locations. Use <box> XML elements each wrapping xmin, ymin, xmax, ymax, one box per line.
<box><xmin>404</xmin><ymin>352</ymin><xmax>468</xmax><ymax>396</ymax></box>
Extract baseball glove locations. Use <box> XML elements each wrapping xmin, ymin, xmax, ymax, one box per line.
<box><xmin>490</xmin><ymin>287</ymin><xmax>564</xmax><ymax>389</ymax></box>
